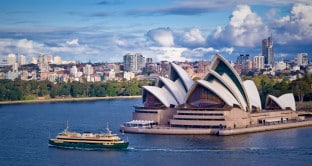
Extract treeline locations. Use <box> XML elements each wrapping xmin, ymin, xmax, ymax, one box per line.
<box><xmin>243</xmin><ymin>73</ymin><xmax>312</xmax><ymax>106</ymax></box>
<box><xmin>0</xmin><ymin>74</ymin><xmax>311</xmax><ymax>103</ymax></box>
<box><xmin>0</xmin><ymin>79</ymin><xmax>151</xmax><ymax>101</ymax></box>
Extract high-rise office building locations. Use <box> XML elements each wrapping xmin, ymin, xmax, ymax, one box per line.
<box><xmin>262</xmin><ymin>36</ymin><xmax>274</xmax><ymax>67</ymax></box>
<box><xmin>54</xmin><ymin>56</ymin><xmax>62</xmax><ymax>65</ymax></box>
<box><xmin>236</xmin><ymin>54</ymin><xmax>252</xmax><ymax>71</ymax></box>
<box><xmin>70</xmin><ymin>66</ymin><xmax>78</xmax><ymax>77</ymax></box>
<box><xmin>146</xmin><ymin>58</ymin><xmax>153</xmax><ymax>64</ymax></box>
<box><xmin>296</xmin><ymin>53</ymin><xmax>308</xmax><ymax>66</ymax></box>
<box><xmin>253</xmin><ymin>56</ymin><xmax>264</xmax><ymax>70</ymax></box>
<box><xmin>83</xmin><ymin>64</ymin><xmax>94</xmax><ymax>75</ymax></box>
<box><xmin>8</xmin><ymin>53</ymin><xmax>16</xmax><ymax>65</ymax></box>
<box><xmin>38</xmin><ymin>53</ymin><xmax>49</xmax><ymax>72</ymax></box>
<box><xmin>47</xmin><ymin>55</ymin><xmax>53</xmax><ymax>64</ymax></box>
<box><xmin>123</xmin><ymin>53</ymin><xmax>145</xmax><ymax>73</ymax></box>
<box><xmin>38</xmin><ymin>53</ymin><xmax>44</xmax><ymax>66</ymax></box>
<box><xmin>18</xmin><ymin>55</ymin><xmax>26</xmax><ymax>65</ymax></box>
<box><xmin>236</xmin><ymin>54</ymin><xmax>250</xmax><ymax>64</ymax></box>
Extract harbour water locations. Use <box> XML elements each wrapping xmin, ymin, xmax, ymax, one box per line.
<box><xmin>0</xmin><ymin>98</ymin><xmax>312</xmax><ymax>166</ymax></box>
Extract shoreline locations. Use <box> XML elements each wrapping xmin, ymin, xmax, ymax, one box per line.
<box><xmin>0</xmin><ymin>96</ymin><xmax>141</xmax><ymax>105</ymax></box>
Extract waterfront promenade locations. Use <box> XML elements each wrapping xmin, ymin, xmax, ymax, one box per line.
<box><xmin>218</xmin><ymin>119</ymin><xmax>312</xmax><ymax>136</ymax></box>
<box><xmin>122</xmin><ymin>118</ymin><xmax>312</xmax><ymax>136</ymax></box>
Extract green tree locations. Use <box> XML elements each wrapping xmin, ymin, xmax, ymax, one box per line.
<box><xmin>37</xmin><ymin>81</ymin><xmax>49</xmax><ymax>97</ymax></box>
<box><xmin>59</xmin><ymin>83</ymin><xmax>70</xmax><ymax>96</ymax></box>
<box><xmin>105</xmin><ymin>81</ymin><xmax>118</xmax><ymax>96</ymax></box>
<box><xmin>124</xmin><ymin>80</ymin><xmax>142</xmax><ymax>96</ymax></box>
<box><xmin>251</xmin><ymin>75</ymin><xmax>275</xmax><ymax>107</ymax></box>
<box><xmin>272</xmin><ymin>77</ymin><xmax>290</xmax><ymax>96</ymax></box>
<box><xmin>291</xmin><ymin>74</ymin><xmax>312</xmax><ymax>102</ymax></box>
<box><xmin>70</xmin><ymin>81</ymin><xmax>84</xmax><ymax>97</ymax></box>
<box><xmin>0</xmin><ymin>85</ymin><xmax>6</xmax><ymax>100</ymax></box>
<box><xmin>6</xmin><ymin>88</ymin><xmax>22</xmax><ymax>100</ymax></box>
<box><xmin>50</xmin><ymin>85</ymin><xmax>59</xmax><ymax>98</ymax></box>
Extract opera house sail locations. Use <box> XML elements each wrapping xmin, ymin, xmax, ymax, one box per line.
<box><xmin>121</xmin><ymin>54</ymin><xmax>302</xmax><ymax>135</ymax></box>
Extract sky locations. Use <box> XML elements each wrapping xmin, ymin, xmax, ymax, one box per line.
<box><xmin>0</xmin><ymin>0</ymin><xmax>311</xmax><ymax>63</ymax></box>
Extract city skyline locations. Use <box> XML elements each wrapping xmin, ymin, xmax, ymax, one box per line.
<box><xmin>0</xmin><ymin>0</ymin><xmax>311</xmax><ymax>63</ymax></box>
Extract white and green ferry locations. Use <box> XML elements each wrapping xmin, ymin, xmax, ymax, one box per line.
<box><xmin>49</xmin><ymin>124</ymin><xmax>129</xmax><ymax>150</ymax></box>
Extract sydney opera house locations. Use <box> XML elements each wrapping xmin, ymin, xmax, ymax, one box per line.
<box><xmin>121</xmin><ymin>54</ymin><xmax>301</xmax><ymax>134</ymax></box>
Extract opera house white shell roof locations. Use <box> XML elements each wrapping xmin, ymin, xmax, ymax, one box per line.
<box><xmin>169</xmin><ymin>63</ymin><xmax>194</xmax><ymax>91</ymax></box>
<box><xmin>157</xmin><ymin>76</ymin><xmax>186</xmax><ymax>104</ymax></box>
<box><xmin>142</xmin><ymin>86</ymin><xmax>178</xmax><ymax>107</ymax></box>
<box><xmin>244</xmin><ymin>80</ymin><xmax>262</xmax><ymax>111</ymax></box>
<box><xmin>141</xmin><ymin>53</ymin><xmax>296</xmax><ymax>113</ymax></box>
<box><xmin>265</xmin><ymin>93</ymin><xmax>296</xmax><ymax>111</ymax></box>
<box><xmin>185</xmin><ymin>80</ymin><xmax>240</xmax><ymax>108</ymax></box>
<box><xmin>142</xmin><ymin>62</ymin><xmax>193</xmax><ymax>107</ymax></box>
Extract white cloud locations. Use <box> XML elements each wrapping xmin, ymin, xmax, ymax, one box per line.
<box><xmin>209</xmin><ymin>5</ymin><xmax>269</xmax><ymax>47</ymax></box>
<box><xmin>0</xmin><ymin>38</ymin><xmax>103</xmax><ymax>62</ymax></box>
<box><xmin>17</xmin><ymin>39</ymin><xmax>34</xmax><ymax>49</ymax></box>
<box><xmin>66</xmin><ymin>38</ymin><xmax>79</xmax><ymax>45</ymax></box>
<box><xmin>220</xmin><ymin>47</ymin><xmax>234</xmax><ymax>54</ymax></box>
<box><xmin>181</xmin><ymin>47</ymin><xmax>214</xmax><ymax>58</ymax></box>
<box><xmin>179</xmin><ymin>28</ymin><xmax>206</xmax><ymax>47</ymax></box>
<box><xmin>0</xmin><ymin>38</ymin><xmax>38</xmax><ymax>56</ymax></box>
<box><xmin>148</xmin><ymin>47</ymin><xmax>188</xmax><ymax>62</ymax></box>
<box><xmin>146</xmin><ymin>28</ymin><xmax>174</xmax><ymax>47</ymax></box>
<box><xmin>182</xmin><ymin>28</ymin><xmax>205</xmax><ymax>43</ymax></box>
<box><xmin>272</xmin><ymin>3</ymin><xmax>312</xmax><ymax>45</ymax></box>
<box><xmin>180</xmin><ymin>46</ymin><xmax>235</xmax><ymax>61</ymax></box>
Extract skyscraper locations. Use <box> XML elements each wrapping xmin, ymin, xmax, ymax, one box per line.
<box><xmin>146</xmin><ymin>58</ymin><xmax>153</xmax><ymax>64</ymax></box>
<box><xmin>38</xmin><ymin>53</ymin><xmax>49</xmax><ymax>72</ymax></box>
<box><xmin>262</xmin><ymin>36</ymin><xmax>274</xmax><ymax>67</ymax></box>
<box><xmin>123</xmin><ymin>53</ymin><xmax>145</xmax><ymax>73</ymax></box>
<box><xmin>83</xmin><ymin>64</ymin><xmax>94</xmax><ymax>75</ymax></box>
<box><xmin>7</xmin><ymin>53</ymin><xmax>16</xmax><ymax>65</ymax></box>
<box><xmin>18</xmin><ymin>55</ymin><xmax>26</xmax><ymax>65</ymax></box>
<box><xmin>236</xmin><ymin>54</ymin><xmax>252</xmax><ymax>72</ymax></box>
<box><xmin>47</xmin><ymin>55</ymin><xmax>53</xmax><ymax>64</ymax></box>
<box><xmin>253</xmin><ymin>56</ymin><xmax>264</xmax><ymax>70</ymax></box>
<box><xmin>296</xmin><ymin>53</ymin><xmax>308</xmax><ymax>66</ymax></box>
<box><xmin>54</xmin><ymin>56</ymin><xmax>62</xmax><ymax>65</ymax></box>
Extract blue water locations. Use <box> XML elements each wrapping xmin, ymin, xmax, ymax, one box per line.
<box><xmin>0</xmin><ymin>99</ymin><xmax>312</xmax><ymax>166</ymax></box>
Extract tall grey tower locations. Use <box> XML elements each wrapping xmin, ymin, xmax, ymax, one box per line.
<box><xmin>262</xmin><ymin>36</ymin><xmax>274</xmax><ymax>67</ymax></box>
<box><xmin>123</xmin><ymin>53</ymin><xmax>145</xmax><ymax>73</ymax></box>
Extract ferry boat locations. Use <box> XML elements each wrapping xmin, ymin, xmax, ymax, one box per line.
<box><xmin>49</xmin><ymin>124</ymin><xmax>129</xmax><ymax>150</ymax></box>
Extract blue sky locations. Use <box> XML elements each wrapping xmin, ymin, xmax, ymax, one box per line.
<box><xmin>0</xmin><ymin>0</ymin><xmax>311</xmax><ymax>63</ymax></box>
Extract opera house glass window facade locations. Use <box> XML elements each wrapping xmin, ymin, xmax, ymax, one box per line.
<box><xmin>186</xmin><ymin>85</ymin><xmax>225</xmax><ymax>108</ymax></box>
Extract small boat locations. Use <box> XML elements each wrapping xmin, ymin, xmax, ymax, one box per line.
<box><xmin>49</xmin><ymin>123</ymin><xmax>129</xmax><ymax>150</ymax></box>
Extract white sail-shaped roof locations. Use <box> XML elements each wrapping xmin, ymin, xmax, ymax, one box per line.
<box><xmin>279</xmin><ymin>93</ymin><xmax>296</xmax><ymax>111</ymax></box>
<box><xmin>243</xmin><ymin>80</ymin><xmax>262</xmax><ymax>111</ymax></box>
<box><xmin>209</xmin><ymin>54</ymin><xmax>250</xmax><ymax>111</ymax></box>
<box><xmin>265</xmin><ymin>93</ymin><xmax>296</xmax><ymax>111</ymax></box>
<box><xmin>142</xmin><ymin>86</ymin><xmax>178</xmax><ymax>107</ymax></box>
<box><xmin>170</xmin><ymin>63</ymin><xmax>194</xmax><ymax>91</ymax></box>
<box><xmin>185</xmin><ymin>80</ymin><xmax>239</xmax><ymax>107</ymax></box>
<box><xmin>202</xmin><ymin>69</ymin><xmax>246</xmax><ymax>111</ymax></box>
<box><xmin>157</xmin><ymin>76</ymin><xmax>186</xmax><ymax>104</ymax></box>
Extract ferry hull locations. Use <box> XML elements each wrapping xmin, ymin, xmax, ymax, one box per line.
<box><xmin>49</xmin><ymin>139</ymin><xmax>129</xmax><ymax>150</ymax></box>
